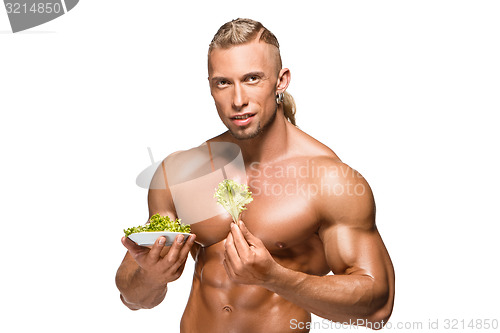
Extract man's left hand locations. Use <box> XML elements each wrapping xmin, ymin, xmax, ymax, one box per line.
<box><xmin>223</xmin><ymin>220</ymin><xmax>279</xmax><ymax>285</ymax></box>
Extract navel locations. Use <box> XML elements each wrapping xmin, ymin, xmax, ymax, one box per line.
<box><xmin>222</xmin><ymin>305</ymin><xmax>233</xmax><ymax>313</ymax></box>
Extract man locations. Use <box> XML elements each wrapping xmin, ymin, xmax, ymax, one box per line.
<box><xmin>116</xmin><ymin>18</ymin><xmax>395</xmax><ymax>332</ymax></box>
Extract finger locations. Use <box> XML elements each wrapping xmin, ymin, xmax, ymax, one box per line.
<box><xmin>222</xmin><ymin>256</ymin><xmax>235</xmax><ymax>280</ymax></box>
<box><xmin>122</xmin><ymin>236</ymin><xmax>149</xmax><ymax>256</ymax></box>
<box><xmin>173</xmin><ymin>243</ymin><xmax>192</xmax><ymax>276</ymax></box>
<box><xmin>176</xmin><ymin>234</ymin><xmax>196</xmax><ymax>261</ymax></box>
<box><xmin>165</xmin><ymin>234</ymin><xmax>196</xmax><ymax>273</ymax></box>
<box><xmin>222</xmin><ymin>257</ymin><xmax>231</xmax><ymax>276</ymax></box>
<box><xmin>238</xmin><ymin>221</ymin><xmax>261</xmax><ymax>248</ymax></box>
<box><xmin>147</xmin><ymin>236</ymin><xmax>167</xmax><ymax>262</ymax></box>
<box><xmin>230</xmin><ymin>223</ymin><xmax>251</xmax><ymax>258</ymax></box>
<box><xmin>224</xmin><ymin>232</ymin><xmax>243</xmax><ymax>273</ymax></box>
<box><xmin>122</xmin><ymin>237</ymin><xmax>152</xmax><ymax>268</ymax></box>
<box><xmin>169</xmin><ymin>234</ymin><xmax>196</xmax><ymax>267</ymax></box>
<box><xmin>160</xmin><ymin>234</ymin><xmax>185</xmax><ymax>268</ymax></box>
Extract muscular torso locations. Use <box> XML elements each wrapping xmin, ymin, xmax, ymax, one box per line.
<box><xmin>180</xmin><ymin>150</ymin><xmax>336</xmax><ymax>333</ymax></box>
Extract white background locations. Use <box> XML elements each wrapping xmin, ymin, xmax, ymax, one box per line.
<box><xmin>1</xmin><ymin>1</ymin><xmax>499</xmax><ymax>332</ymax></box>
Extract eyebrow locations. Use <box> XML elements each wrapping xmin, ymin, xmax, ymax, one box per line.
<box><xmin>210</xmin><ymin>71</ymin><xmax>266</xmax><ymax>84</ymax></box>
<box><xmin>243</xmin><ymin>71</ymin><xmax>266</xmax><ymax>79</ymax></box>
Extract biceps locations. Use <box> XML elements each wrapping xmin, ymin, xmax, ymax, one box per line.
<box><xmin>322</xmin><ymin>225</ymin><xmax>389</xmax><ymax>279</ymax></box>
<box><xmin>320</xmin><ymin>219</ymin><xmax>395</xmax><ymax>312</ymax></box>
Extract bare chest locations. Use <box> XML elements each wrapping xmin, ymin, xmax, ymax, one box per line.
<box><xmin>190</xmin><ymin>173</ymin><xmax>320</xmax><ymax>252</ymax></box>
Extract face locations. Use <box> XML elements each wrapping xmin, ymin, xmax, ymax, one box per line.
<box><xmin>208</xmin><ymin>40</ymin><xmax>283</xmax><ymax>140</ymax></box>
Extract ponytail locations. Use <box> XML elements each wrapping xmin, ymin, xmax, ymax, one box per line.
<box><xmin>283</xmin><ymin>91</ymin><xmax>297</xmax><ymax>126</ymax></box>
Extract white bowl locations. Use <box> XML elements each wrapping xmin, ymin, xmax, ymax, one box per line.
<box><xmin>127</xmin><ymin>231</ymin><xmax>190</xmax><ymax>246</ymax></box>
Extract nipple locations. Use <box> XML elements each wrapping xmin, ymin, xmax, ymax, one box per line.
<box><xmin>222</xmin><ymin>305</ymin><xmax>233</xmax><ymax>313</ymax></box>
<box><xmin>275</xmin><ymin>242</ymin><xmax>286</xmax><ymax>249</ymax></box>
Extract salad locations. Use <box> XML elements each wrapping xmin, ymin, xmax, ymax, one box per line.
<box><xmin>124</xmin><ymin>213</ymin><xmax>191</xmax><ymax>237</ymax></box>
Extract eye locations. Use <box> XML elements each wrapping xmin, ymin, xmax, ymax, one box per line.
<box><xmin>247</xmin><ymin>75</ymin><xmax>259</xmax><ymax>82</ymax></box>
<box><xmin>216</xmin><ymin>80</ymin><xmax>229</xmax><ymax>87</ymax></box>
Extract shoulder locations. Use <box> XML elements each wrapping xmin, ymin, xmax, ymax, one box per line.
<box><xmin>284</xmin><ymin>125</ymin><xmax>375</xmax><ymax>229</ymax></box>
<box><xmin>310</xmin><ymin>156</ymin><xmax>371</xmax><ymax>193</ymax></box>
<box><xmin>311</xmin><ymin>156</ymin><xmax>376</xmax><ymax>230</ymax></box>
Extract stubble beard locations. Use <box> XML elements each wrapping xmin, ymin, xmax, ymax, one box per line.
<box><xmin>228</xmin><ymin>106</ymin><xmax>278</xmax><ymax>141</ymax></box>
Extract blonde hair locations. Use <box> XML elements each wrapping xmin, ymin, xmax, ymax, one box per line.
<box><xmin>208</xmin><ymin>18</ymin><xmax>297</xmax><ymax>126</ymax></box>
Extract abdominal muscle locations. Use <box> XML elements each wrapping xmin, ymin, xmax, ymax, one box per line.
<box><xmin>180</xmin><ymin>239</ymin><xmax>328</xmax><ymax>333</ymax></box>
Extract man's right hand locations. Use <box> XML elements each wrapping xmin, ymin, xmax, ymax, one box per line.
<box><xmin>121</xmin><ymin>233</ymin><xmax>196</xmax><ymax>285</ymax></box>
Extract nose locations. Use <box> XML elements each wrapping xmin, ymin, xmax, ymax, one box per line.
<box><xmin>232</xmin><ymin>83</ymin><xmax>248</xmax><ymax>110</ymax></box>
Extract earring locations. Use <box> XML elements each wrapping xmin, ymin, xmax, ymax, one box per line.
<box><xmin>276</xmin><ymin>92</ymin><xmax>284</xmax><ymax>104</ymax></box>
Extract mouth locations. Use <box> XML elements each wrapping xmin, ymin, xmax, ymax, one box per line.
<box><xmin>230</xmin><ymin>113</ymin><xmax>255</xmax><ymax>127</ymax></box>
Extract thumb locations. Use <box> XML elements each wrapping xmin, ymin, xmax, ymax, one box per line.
<box><xmin>238</xmin><ymin>220</ymin><xmax>260</xmax><ymax>246</ymax></box>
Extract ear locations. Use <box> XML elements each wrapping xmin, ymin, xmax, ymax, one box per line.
<box><xmin>276</xmin><ymin>68</ymin><xmax>291</xmax><ymax>94</ymax></box>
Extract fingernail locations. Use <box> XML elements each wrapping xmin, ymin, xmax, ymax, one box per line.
<box><xmin>158</xmin><ymin>237</ymin><xmax>165</xmax><ymax>245</ymax></box>
<box><xmin>176</xmin><ymin>235</ymin><xmax>184</xmax><ymax>243</ymax></box>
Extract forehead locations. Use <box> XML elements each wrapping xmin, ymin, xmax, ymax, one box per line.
<box><xmin>208</xmin><ymin>40</ymin><xmax>279</xmax><ymax>77</ymax></box>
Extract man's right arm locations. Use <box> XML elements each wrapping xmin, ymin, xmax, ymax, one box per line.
<box><xmin>115</xmin><ymin>160</ymin><xmax>196</xmax><ymax>310</ymax></box>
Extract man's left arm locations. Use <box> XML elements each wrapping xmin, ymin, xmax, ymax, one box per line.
<box><xmin>223</xmin><ymin>165</ymin><xmax>395</xmax><ymax>328</ymax></box>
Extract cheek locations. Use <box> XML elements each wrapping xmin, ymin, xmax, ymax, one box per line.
<box><xmin>262</xmin><ymin>92</ymin><xmax>277</xmax><ymax>111</ymax></box>
<box><xmin>250</xmin><ymin>88</ymin><xmax>275</xmax><ymax>107</ymax></box>
<box><xmin>212</xmin><ymin>96</ymin><xmax>226</xmax><ymax>113</ymax></box>
<box><xmin>215</xmin><ymin>103</ymin><xmax>226</xmax><ymax>120</ymax></box>
<box><xmin>213</xmin><ymin>91</ymin><xmax>230</xmax><ymax>107</ymax></box>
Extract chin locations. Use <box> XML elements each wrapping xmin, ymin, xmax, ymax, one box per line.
<box><xmin>229</xmin><ymin>127</ymin><xmax>262</xmax><ymax>140</ymax></box>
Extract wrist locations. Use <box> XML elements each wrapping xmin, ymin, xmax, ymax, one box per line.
<box><xmin>263</xmin><ymin>262</ymin><xmax>305</xmax><ymax>293</ymax></box>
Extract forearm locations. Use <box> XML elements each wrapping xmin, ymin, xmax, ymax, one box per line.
<box><xmin>264</xmin><ymin>265</ymin><xmax>389</xmax><ymax>325</ymax></box>
<box><xmin>115</xmin><ymin>263</ymin><xmax>167</xmax><ymax>310</ymax></box>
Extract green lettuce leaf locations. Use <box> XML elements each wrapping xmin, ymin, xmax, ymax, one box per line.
<box><xmin>214</xmin><ymin>179</ymin><xmax>253</xmax><ymax>223</ymax></box>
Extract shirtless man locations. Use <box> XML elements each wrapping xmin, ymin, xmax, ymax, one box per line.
<box><xmin>116</xmin><ymin>18</ymin><xmax>395</xmax><ymax>332</ymax></box>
